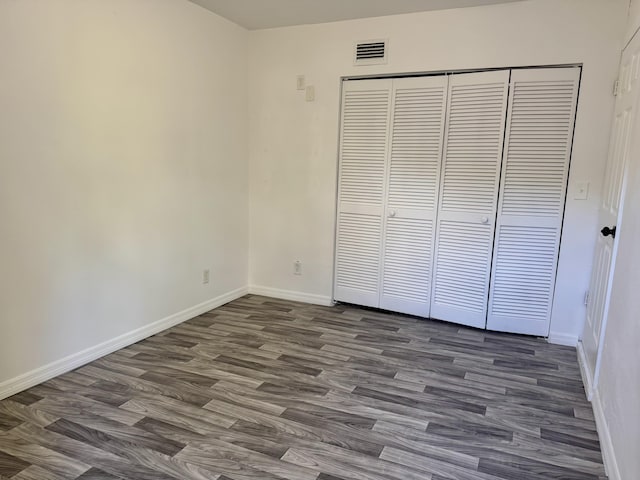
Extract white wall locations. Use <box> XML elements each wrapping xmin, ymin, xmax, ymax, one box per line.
<box><xmin>248</xmin><ymin>0</ymin><xmax>628</xmax><ymax>342</ymax></box>
<box><xmin>0</xmin><ymin>0</ymin><xmax>249</xmax><ymax>389</ymax></box>
<box><xmin>594</xmin><ymin>8</ymin><xmax>640</xmax><ymax>479</ymax></box>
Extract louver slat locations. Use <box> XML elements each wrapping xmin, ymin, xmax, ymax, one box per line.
<box><xmin>334</xmin><ymin>80</ymin><xmax>392</xmax><ymax>307</ymax></box>
<box><xmin>487</xmin><ymin>68</ymin><xmax>580</xmax><ymax>336</ymax></box>
<box><xmin>354</xmin><ymin>41</ymin><xmax>387</xmax><ymax>65</ymax></box>
<box><xmin>431</xmin><ymin>70</ymin><xmax>510</xmax><ymax>328</ymax></box>
<box><xmin>380</xmin><ymin>76</ymin><xmax>448</xmax><ymax>316</ymax></box>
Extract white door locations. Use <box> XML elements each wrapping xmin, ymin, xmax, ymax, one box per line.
<box><xmin>430</xmin><ymin>70</ymin><xmax>510</xmax><ymax>328</ymax></box>
<box><xmin>487</xmin><ymin>67</ymin><xmax>580</xmax><ymax>336</ymax></box>
<box><xmin>379</xmin><ymin>75</ymin><xmax>448</xmax><ymax>316</ymax></box>
<box><xmin>334</xmin><ymin>79</ymin><xmax>392</xmax><ymax>308</ymax></box>
<box><xmin>583</xmin><ymin>33</ymin><xmax>640</xmax><ymax>382</ymax></box>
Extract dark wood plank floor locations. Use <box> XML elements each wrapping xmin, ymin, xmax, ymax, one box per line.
<box><xmin>0</xmin><ymin>295</ymin><xmax>606</xmax><ymax>479</ymax></box>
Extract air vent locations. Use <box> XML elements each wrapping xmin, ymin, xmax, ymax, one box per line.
<box><xmin>354</xmin><ymin>40</ymin><xmax>388</xmax><ymax>66</ymax></box>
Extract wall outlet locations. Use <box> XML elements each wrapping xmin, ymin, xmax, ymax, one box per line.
<box><xmin>294</xmin><ymin>261</ymin><xmax>302</xmax><ymax>275</ymax></box>
<box><xmin>203</xmin><ymin>269</ymin><xmax>210</xmax><ymax>284</ymax></box>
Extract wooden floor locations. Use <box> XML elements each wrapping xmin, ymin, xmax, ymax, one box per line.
<box><xmin>0</xmin><ymin>295</ymin><xmax>606</xmax><ymax>480</ymax></box>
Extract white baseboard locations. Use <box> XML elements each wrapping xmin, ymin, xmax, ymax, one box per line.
<box><xmin>0</xmin><ymin>286</ymin><xmax>248</xmax><ymax>401</ymax></box>
<box><xmin>578</xmin><ymin>341</ymin><xmax>620</xmax><ymax>480</ymax></box>
<box><xmin>577</xmin><ymin>340</ymin><xmax>594</xmax><ymax>401</ymax></box>
<box><xmin>592</xmin><ymin>389</ymin><xmax>622</xmax><ymax>480</ymax></box>
<box><xmin>248</xmin><ymin>285</ymin><xmax>334</xmax><ymax>307</ymax></box>
<box><xmin>547</xmin><ymin>331</ymin><xmax>579</xmax><ymax>347</ymax></box>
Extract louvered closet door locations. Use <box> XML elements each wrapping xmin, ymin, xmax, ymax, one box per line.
<box><xmin>487</xmin><ymin>68</ymin><xmax>580</xmax><ymax>336</ymax></box>
<box><xmin>431</xmin><ymin>70</ymin><xmax>510</xmax><ymax>328</ymax></box>
<box><xmin>334</xmin><ymin>79</ymin><xmax>392</xmax><ymax>307</ymax></box>
<box><xmin>379</xmin><ymin>76</ymin><xmax>448</xmax><ymax>316</ymax></box>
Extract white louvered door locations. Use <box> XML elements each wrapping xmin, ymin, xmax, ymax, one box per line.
<box><xmin>430</xmin><ymin>70</ymin><xmax>510</xmax><ymax>328</ymax></box>
<box><xmin>379</xmin><ymin>75</ymin><xmax>449</xmax><ymax>316</ymax></box>
<box><xmin>487</xmin><ymin>68</ymin><xmax>580</xmax><ymax>336</ymax></box>
<box><xmin>335</xmin><ymin>68</ymin><xmax>580</xmax><ymax>336</ymax></box>
<box><xmin>334</xmin><ymin>79</ymin><xmax>392</xmax><ymax>307</ymax></box>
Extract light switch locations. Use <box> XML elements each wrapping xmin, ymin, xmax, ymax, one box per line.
<box><xmin>305</xmin><ymin>85</ymin><xmax>315</xmax><ymax>102</ymax></box>
<box><xmin>574</xmin><ymin>181</ymin><xmax>590</xmax><ymax>200</ymax></box>
<box><xmin>296</xmin><ymin>75</ymin><xmax>305</xmax><ymax>90</ymax></box>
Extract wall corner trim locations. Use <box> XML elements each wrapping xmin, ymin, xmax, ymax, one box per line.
<box><xmin>592</xmin><ymin>389</ymin><xmax>622</xmax><ymax>480</ymax></box>
<box><xmin>0</xmin><ymin>286</ymin><xmax>249</xmax><ymax>401</ymax></box>
<box><xmin>248</xmin><ymin>285</ymin><xmax>334</xmax><ymax>306</ymax></box>
<box><xmin>577</xmin><ymin>339</ymin><xmax>594</xmax><ymax>401</ymax></box>
<box><xmin>578</xmin><ymin>340</ymin><xmax>621</xmax><ymax>480</ymax></box>
<box><xmin>547</xmin><ymin>331</ymin><xmax>579</xmax><ymax>347</ymax></box>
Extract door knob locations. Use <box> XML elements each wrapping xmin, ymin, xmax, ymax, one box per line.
<box><xmin>389</xmin><ymin>210</ymin><xmax>397</xmax><ymax>218</ymax></box>
<box><xmin>601</xmin><ymin>226</ymin><xmax>617</xmax><ymax>239</ymax></box>
<box><xmin>481</xmin><ymin>217</ymin><xmax>489</xmax><ymax>224</ymax></box>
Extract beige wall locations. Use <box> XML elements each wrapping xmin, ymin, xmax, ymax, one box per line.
<box><xmin>0</xmin><ymin>0</ymin><xmax>249</xmax><ymax>387</ymax></box>
<box><xmin>248</xmin><ymin>0</ymin><xmax>628</xmax><ymax>343</ymax></box>
<box><xmin>626</xmin><ymin>0</ymin><xmax>640</xmax><ymax>45</ymax></box>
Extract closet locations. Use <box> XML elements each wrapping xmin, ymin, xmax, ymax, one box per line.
<box><xmin>334</xmin><ymin>66</ymin><xmax>580</xmax><ymax>336</ymax></box>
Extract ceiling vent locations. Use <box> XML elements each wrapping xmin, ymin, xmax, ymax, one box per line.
<box><xmin>354</xmin><ymin>40</ymin><xmax>388</xmax><ymax>66</ymax></box>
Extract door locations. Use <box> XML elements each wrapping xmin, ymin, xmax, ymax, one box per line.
<box><xmin>487</xmin><ymin>67</ymin><xmax>580</xmax><ymax>336</ymax></box>
<box><xmin>379</xmin><ymin>75</ymin><xmax>448</xmax><ymax>316</ymax></box>
<box><xmin>583</xmin><ymin>33</ymin><xmax>640</xmax><ymax>383</ymax></box>
<box><xmin>334</xmin><ymin>79</ymin><xmax>392</xmax><ymax>308</ymax></box>
<box><xmin>430</xmin><ymin>70</ymin><xmax>510</xmax><ymax>328</ymax></box>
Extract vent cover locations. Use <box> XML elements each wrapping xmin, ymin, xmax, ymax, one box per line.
<box><xmin>354</xmin><ymin>40</ymin><xmax>388</xmax><ymax>66</ymax></box>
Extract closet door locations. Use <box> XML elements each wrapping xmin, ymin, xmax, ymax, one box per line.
<box><xmin>431</xmin><ymin>70</ymin><xmax>510</xmax><ymax>328</ymax></box>
<box><xmin>487</xmin><ymin>67</ymin><xmax>580</xmax><ymax>336</ymax></box>
<box><xmin>380</xmin><ymin>76</ymin><xmax>448</xmax><ymax>316</ymax></box>
<box><xmin>334</xmin><ymin>79</ymin><xmax>392</xmax><ymax>307</ymax></box>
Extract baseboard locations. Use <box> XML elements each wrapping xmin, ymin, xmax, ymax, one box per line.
<box><xmin>547</xmin><ymin>331</ymin><xmax>579</xmax><ymax>347</ymax></box>
<box><xmin>0</xmin><ymin>286</ymin><xmax>248</xmax><ymax>401</ymax></box>
<box><xmin>577</xmin><ymin>340</ymin><xmax>594</xmax><ymax>401</ymax></box>
<box><xmin>592</xmin><ymin>389</ymin><xmax>622</xmax><ymax>480</ymax></box>
<box><xmin>248</xmin><ymin>285</ymin><xmax>334</xmax><ymax>307</ymax></box>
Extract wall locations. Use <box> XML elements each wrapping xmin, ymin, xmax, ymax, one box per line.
<box><xmin>594</xmin><ymin>7</ymin><xmax>640</xmax><ymax>479</ymax></box>
<box><xmin>0</xmin><ymin>0</ymin><xmax>249</xmax><ymax>392</ymax></box>
<box><xmin>626</xmin><ymin>0</ymin><xmax>640</xmax><ymax>45</ymax></box>
<box><xmin>248</xmin><ymin>0</ymin><xmax>628</xmax><ymax>342</ymax></box>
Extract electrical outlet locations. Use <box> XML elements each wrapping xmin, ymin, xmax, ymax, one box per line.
<box><xmin>203</xmin><ymin>269</ymin><xmax>210</xmax><ymax>284</ymax></box>
<box><xmin>294</xmin><ymin>261</ymin><xmax>302</xmax><ymax>276</ymax></box>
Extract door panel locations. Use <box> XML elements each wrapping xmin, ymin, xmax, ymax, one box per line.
<box><xmin>584</xmin><ymin>33</ymin><xmax>640</xmax><ymax>381</ymax></box>
<box><xmin>334</xmin><ymin>80</ymin><xmax>392</xmax><ymax>307</ymax></box>
<box><xmin>487</xmin><ymin>67</ymin><xmax>580</xmax><ymax>336</ymax></box>
<box><xmin>431</xmin><ymin>70</ymin><xmax>510</xmax><ymax>328</ymax></box>
<box><xmin>380</xmin><ymin>76</ymin><xmax>448</xmax><ymax>316</ymax></box>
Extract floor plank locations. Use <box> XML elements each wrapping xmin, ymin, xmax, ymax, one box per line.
<box><xmin>0</xmin><ymin>295</ymin><xmax>606</xmax><ymax>479</ymax></box>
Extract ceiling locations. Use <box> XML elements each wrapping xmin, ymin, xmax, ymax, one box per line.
<box><xmin>188</xmin><ymin>0</ymin><xmax>528</xmax><ymax>30</ymax></box>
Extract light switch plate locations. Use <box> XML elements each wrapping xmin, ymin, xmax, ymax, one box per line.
<box><xmin>296</xmin><ymin>75</ymin><xmax>305</xmax><ymax>90</ymax></box>
<box><xmin>574</xmin><ymin>181</ymin><xmax>589</xmax><ymax>200</ymax></box>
